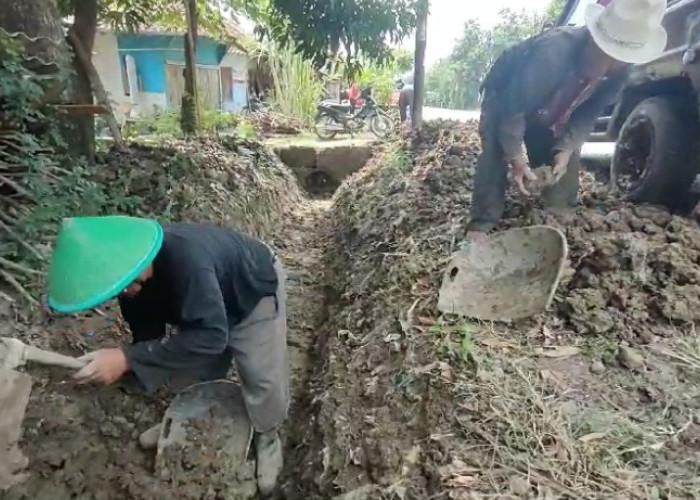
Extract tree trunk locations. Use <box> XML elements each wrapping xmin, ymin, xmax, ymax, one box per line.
<box><xmin>182</xmin><ymin>0</ymin><xmax>200</xmax><ymax>136</ymax></box>
<box><xmin>67</xmin><ymin>29</ymin><xmax>124</xmax><ymax>150</ymax></box>
<box><xmin>0</xmin><ymin>0</ymin><xmax>67</xmax><ymax>72</ymax></box>
<box><xmin>412</xmin><ymin>0</ymin><xmax>428</xmax><ymax>131</ymax></box>
<box><xmin>68</xmin><ymin>0</ymin><xmax>98</xmax><ymax>161</ymax></box>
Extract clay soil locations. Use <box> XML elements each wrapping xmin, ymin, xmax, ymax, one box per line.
<box><xmin>4</xmin><ymin>123</ymin><xmax>700</xmax><ymax>500</ymax></box>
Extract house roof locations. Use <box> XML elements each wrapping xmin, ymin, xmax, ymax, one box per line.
<box><xmin>94</xmin><ymin>13</ymin><xmax>256</xmax><ymax>55</ymax></box>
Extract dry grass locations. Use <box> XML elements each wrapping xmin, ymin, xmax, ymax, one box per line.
<box><xmin>302</xmin><ymin>121</ymin><xmax>700</xmax><ymax>500</ymax></box>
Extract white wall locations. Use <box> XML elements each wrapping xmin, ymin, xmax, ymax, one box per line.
<box><xmin>92</xmin><ymin>31</ymin><xmax>167</xmax><ymax>123</ymax></box>
<box><xmin>220</xmin><ymin>51</ymin><xmax>249</xmax><ymax>79</ymax></box>
<box><xmin>220</xmin><ymin>50</ymin><xmax>249</xmax><ymax>112</ymax></box>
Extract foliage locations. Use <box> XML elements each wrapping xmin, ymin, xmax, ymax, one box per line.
<box><xmin>265</xmin><ymin>41</ymin><xmax>324</xmax><ymax>126</ymax></box>
<box><xmin>260</xmin><ymin>0</ymin><xmax>419</xmax><ymax>77</ymax></box>
<box><xmin>123</xmin><ymin>108</ymin><xmax>241</xmax><ymax>138</ymax></box>
<box><xmin>0</xmin><ymin>34</ymin><xmax>139</xmax><ymax>276</ymax></box>
<box><xmin>57</xmin><ymin>0</ymin><xmax>252</xmax><ymax>43</ymax></box>
<box><xmin>545</xmin><ymin>0</ymin><xmax>567</xmax><ymax>21</ymax></box>
<box><xmin>356</xmin><ymin>49</ymin><xmax>413</xmax><ymax>105</ymax></box>
<box><xmin>425</xmin><ymin>8</ymin><xmax>544</xmax><ymax>110</ymax></box>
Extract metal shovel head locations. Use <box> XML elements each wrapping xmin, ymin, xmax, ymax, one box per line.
<box><xmin>156</xmin><ymin>380</ymin><xmax>252</xmax><ymax>471</ymax></box>
<box><xmin>438</xmin><ymin>225</ymin><xmax>567</xmax><ymax>321</ymax></box>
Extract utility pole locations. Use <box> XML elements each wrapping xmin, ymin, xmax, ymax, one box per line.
<box><xmin>412</xmin><ymin>0</ymin><xmax>428</xmax><ymax>130</ymax></box>
<box><xmin>182</xmin><ymin>0</ymin><xmax>200</xmax><ymax>135</ymax></box>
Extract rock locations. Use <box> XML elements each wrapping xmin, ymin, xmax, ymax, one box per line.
<box><xmin>590</xmin><ymin>360</ymin><xmax>606</xmax><ymax>375</ymax></box>
<box><xmin>618</xmin><ymin>345</ymin><xmax>645</xmax><ymax>371</ymax></box>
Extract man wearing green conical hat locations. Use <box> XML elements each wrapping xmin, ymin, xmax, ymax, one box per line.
<box><xmin>48</xmin><ymin>216</ymin><xmax>289</xmax><ymax>495</ymax></box>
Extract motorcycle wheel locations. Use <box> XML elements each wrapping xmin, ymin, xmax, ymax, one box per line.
<box><xmin>314</xmin><ymin>113</ymin><xmax>339</xmax><ymax>140</ymax></box>
<box><xmin>369</xmin><ymin>112</ymin><xmax>394</xmax><ymax>139</ymax></box>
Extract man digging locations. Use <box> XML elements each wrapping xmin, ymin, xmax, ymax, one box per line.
<box><xmin>467</xmin><ymin>0</ymin><xmax>668</xmax><ymax>238</ymax></box>
<box><xmin>47</xmin><ymin>216</ymin><xmax>289</xmax><ymax>496</ymax></box>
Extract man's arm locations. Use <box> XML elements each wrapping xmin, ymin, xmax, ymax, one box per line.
<box><xmin>124</xmin><ymin>269</ymin><xmax>229</xmax><ymax>385</ymax></box>
<box><xmin>497</xmin><ymin>113</ymin><xmax>528</xmax><ymax>162</ymax></box>
<box><xmin>554</xmin><ymin>69</ymin><xmax>630</xmax><ymax>152</ymax></box>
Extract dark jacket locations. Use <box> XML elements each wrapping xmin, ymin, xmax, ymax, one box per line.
<box><xmin>119</xmin><ymin>223</ymin><xmax>277</xmax><ymax>391</ymax></box>
<box><xmin>480</xmin><ymin>26</ymin><xmax>631</xmax><ymax>161</ymax></box>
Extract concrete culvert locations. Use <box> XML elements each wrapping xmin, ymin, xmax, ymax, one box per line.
<box><xmin>270</xmin><ymin>138</ymin><xmax>375</xmax><ymax>197</ymax></box>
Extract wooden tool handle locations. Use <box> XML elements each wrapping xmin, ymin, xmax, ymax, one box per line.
<box><xmin>24</xmin><ymin>346</ymin><xmax>88</xmax><ymax>370</ymax></box>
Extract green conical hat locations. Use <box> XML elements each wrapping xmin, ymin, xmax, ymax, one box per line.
<box><xmin>48</xmin><ymin>216</ymin><xmax>163</xmax><ymax>313</ymax></box>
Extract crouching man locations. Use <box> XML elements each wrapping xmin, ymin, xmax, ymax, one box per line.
<box><xmin>467</xmin><ymin>0</ymin><xmax>667</xmax><ymax>237</ymax></box>
<box><xmin>47</xmin><ymin>216</ymin><xmax>289</xmax><ymax>495</ymax></box>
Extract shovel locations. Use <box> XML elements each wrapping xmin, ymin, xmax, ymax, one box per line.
<box><xmin>438</xmin><ymin>225</ymin><xmax>567</xmax><ymax>321</ymax></box>
<box><xmin>151</xmin><ymin>380</ymin><xmax>253</xmax><ymax>490</ymax></box>
<box><xmin>0</xmin><ymin>337</ymin><xmax>88</xmax><ymax>491</ymax></box>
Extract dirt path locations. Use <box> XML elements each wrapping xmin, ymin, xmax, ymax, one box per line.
<box><xmin>275</xmin><ymin>199</ymin><xmax>332</xmax><ymax>420</ymax></box>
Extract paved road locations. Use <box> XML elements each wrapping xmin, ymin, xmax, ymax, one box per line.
<box><xmin>423</xmin><ymin>106</ymin><xmax>615</xmax><ymax>160</ymax></box>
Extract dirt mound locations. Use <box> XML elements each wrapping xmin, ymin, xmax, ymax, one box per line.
<box><xmin>291</xmin><ymin>120</ymin><xmax>700</xmax><ymax>499</ymax></box>
<box><xmin>2</xmin><ymin>137</ymin><xmax>301</xmax><ymax>499</ymax></box>
<box><xmin>98</xmin><ymin>136</ymin><xmax>302</xmax><ymax>242</ymax></box>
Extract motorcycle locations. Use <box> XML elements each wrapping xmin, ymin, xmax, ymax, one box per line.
<box><xmin>313</xmin><ymin>88</ymin><xmax>394</xmax><ymax>140</ymax></box>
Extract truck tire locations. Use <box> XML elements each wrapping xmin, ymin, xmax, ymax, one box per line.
<box><xmin>611</xmin><ymin>96</ymin><xmax>700</xmax><ymax>209</ymax></box>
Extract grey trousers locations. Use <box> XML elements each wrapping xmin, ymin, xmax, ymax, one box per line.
<box><xmin>228</xmin><ymin>259</ymin><xmax>290</xmax><ymax>433</ymax></box>
<box><xmin>468</xmin><ymin>112</ymin><xmax>581</xmax><ymax>233</ymax></box>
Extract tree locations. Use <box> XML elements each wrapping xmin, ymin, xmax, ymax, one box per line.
<box><xmin>392</xmin><ymin>49</ymin><xmax>414</xmax><ymax>73</ymax></box>
<box><xmin>425</xmin><ymin>8</ymin><xmax>544</xmax><ymax>110</ymax></box>
<box><xmin>356</xmin><ymin>49</ymin><xmax>414</xmax><ymax>105</ymax></box>
<box><xmin>545</xmin><ymin>0</ymin><xmax>567</xmax><ymax>21</ymax></box>
<box><xmin>261</xmin><ymin>0</ymin><xmax>419</xmax><ymax>76</ymax></box>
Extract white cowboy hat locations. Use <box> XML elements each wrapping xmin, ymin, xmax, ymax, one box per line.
<box><xmin>585</xmin><ymin>0</ymin><xmax>668</xmax><ymax>64</ymax></box>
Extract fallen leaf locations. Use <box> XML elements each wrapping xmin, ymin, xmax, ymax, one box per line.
<box><xmin>447</xmin><ymin>475</ymin><xmax>477</xmax><ymax>488</ymax></box>
<box><xmin>540</xmin><ymin>369</ymin><xmax>566</xmax><ymax>389</ymax></box>
<box><xmin>535</xmin><ymin>346</ymin><xmax>580</xmax><ymax>359</ymax></box>
<box><xmin>578</xmin><ymin>432</ymin><xmax>606</xmax><ymax>443</ymax></box>
<box><xmin>542</xmin><ymin>325</ymin><xmax>555</xmax><ymax>339</ymax></box>
<box><xmin>417</xmin><ymin>316</ymin><xmax>436</xmax><ymax>326</ymax></box>
<box><xmin>479</xmin><ymin>337</ymin><xmax>519</xmax><ymax>349</ymax></box>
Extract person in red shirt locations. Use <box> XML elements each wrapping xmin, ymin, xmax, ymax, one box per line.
<box><xmin>348</xmin><ymin>82</ymin><xmax>363</xmax><ymax>108</ymax></box>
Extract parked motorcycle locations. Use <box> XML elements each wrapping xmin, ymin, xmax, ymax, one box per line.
<box><xmin>313</xmin><ymin>88</ymin><xmax>393</xmax><ymax>140</ymax></box>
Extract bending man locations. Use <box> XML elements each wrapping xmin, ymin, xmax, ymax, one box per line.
<box><xmin>48</xmin><ymin>216</ymin><xmax>288</xmax><ymax>496</ymax></box>
<box><xmin>467</xmin><ymin>0</ymin><xmax>666</xmax><ymax>236</ymax></box>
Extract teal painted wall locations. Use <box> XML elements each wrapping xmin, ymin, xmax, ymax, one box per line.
<box><xmin>116</xmin><ymin>33</ymin><xmax>227</xmax><ymax>93</ymax></box>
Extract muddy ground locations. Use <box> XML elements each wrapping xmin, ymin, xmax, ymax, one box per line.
<box><xmin>3</xmin><ymin>122</ymin><xmax>700</xmax><ymax>499</ymax></box>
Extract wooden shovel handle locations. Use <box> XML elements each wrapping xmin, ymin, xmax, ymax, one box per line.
<box><xmin>24</xmin><ymin>346</ymin><xmax>88</xmax><ymax>370</ymax></box>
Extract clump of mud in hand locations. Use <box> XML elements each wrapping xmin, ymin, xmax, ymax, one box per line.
<box><xmin>156</xmin><ymin>412</ymin><xmax>256</xmax><ymax>500</ymax></box>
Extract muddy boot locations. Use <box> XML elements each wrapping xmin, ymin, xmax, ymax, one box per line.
<box><xmin>254</xmin><ymin>430</ymin><xmax>282</xmax><ymax>496</ymax></box>
<box><xmin>138</xmin><ymin>423</ymin><xmax>162</xmax><ymax>450</ymax></box>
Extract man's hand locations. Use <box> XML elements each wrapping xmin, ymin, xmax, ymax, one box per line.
<box><xmin>510</xmin><ymin>156</ymin><xmax>537</xmax><ymax>195</ymax></box>
<box><xmin>73</xmin><ymin>348</ymin><xmax>129</xmax><ymax>385</ymax></box>
<box><xmin>552</xmin><ymin>149</ymin><xmax>573</xmax><ymax>183</ymax></box>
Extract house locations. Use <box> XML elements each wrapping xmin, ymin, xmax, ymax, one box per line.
<box><xmin>91</xmin><ymin>25</ymin><xmax>251</xmax><ymax>122</ymax></box>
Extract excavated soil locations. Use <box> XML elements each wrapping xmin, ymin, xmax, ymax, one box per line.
<box><xmin>285</xmin><ymin>121</ymin><xmax>700</xmax><ymax>499</ymax></box>
<box><xmin>155</xmin><ymin>417</ymin><xmax>256</xmax><ymax>500</ymax></box>
<box><xmin>4</xmin><ymin>123</ymin><xmax>700</xmax><ymax>500</ymax></box>
<box><xmin>1</xmin><ymin>137</ymin><xmax>328</xmax><ymax>499</ymax></box>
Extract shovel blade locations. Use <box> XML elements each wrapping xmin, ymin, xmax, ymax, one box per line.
<box><xmin>0</xmin><ymin>369</ymin><xmax>32</xmax><ymax>491</ymax></box>
<box><xmin>438</xmin><ymin>225</ymin><xmax>567</xmax><ymax>321</ymax></box>
<box><xmin>155</xmin><ymin>380</ymin><xmax>252</xmax><ymax>470</ymax></box>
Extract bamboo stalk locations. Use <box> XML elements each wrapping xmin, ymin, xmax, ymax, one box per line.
<box><xmin>0</xmin><ymin>173</ymin><xmax>32</xmax><ymax>198</ymax></box>
<box><xmin>0</xmin><ymin>256</ymin><xmax>42</xmax><ymax>276</ymax></box>
<box><xmin>0</xmin><ymin>218</ymin><xmax>44</xmax><ymax>261</ymax></box>
<box><xmin>0</xmin><ymin>269</ymin><xmax>39</xmax><ymax>307</ymax></box>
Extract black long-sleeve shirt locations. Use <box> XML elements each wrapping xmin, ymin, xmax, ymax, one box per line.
<box><xmin>118</xmin><ymin>223</ymin><xmax>277</xmax><ymax>391</ymax></box>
